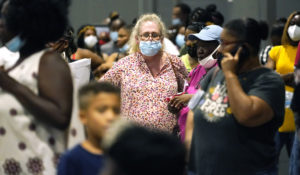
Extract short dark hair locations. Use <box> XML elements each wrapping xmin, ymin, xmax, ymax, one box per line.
<box><xmin>106</xmin><ymin>125</ymin><xmax>186</xmax><ymax>175</ymax></box>
<box><xmin>175</xmin><ymin>3</ymin><xmax>191</xmax><ymax>15</ymax></box>
<box><xmin>224</xmin><ymin>18</ymin><xmax>268</xmax><ymax>55</ymax></box>
<box><xmin>4</xmin><ymin>0</ymin><xmax>70</xmax><ymax>45</ymax></box>
<box><xmin>190</xmin><ymin>7</ymin><xmax>212</xmax><ymax>24</ymax></box>
<box><xmin>187</xmin><ymin>22</ymin><xmax>205</xmax><ymax>33</ymax></box>
<box><xmin>79</xmin><ymin>82</ymin><xmax>120</xmax><ymax>109</ymax></box>
<box><xmin>119</xmin><ymin>25</ymin><xmax>133</xmax><ymax>37</ymax></box>
<box><xmin>270</xmin><ymin>18</ymin><xmax>286</xmax><ymax>37</ymax></box>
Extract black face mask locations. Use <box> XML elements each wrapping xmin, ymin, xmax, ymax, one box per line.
<box><xmin>187</xmin><ymin>45</ymin><xmax>198</xmax><ymax>59</ymax></box>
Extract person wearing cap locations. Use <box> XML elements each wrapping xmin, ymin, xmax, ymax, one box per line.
<box><xmin>185</xmin><ymin>18</ymin><xmax>285</xmax><ymax>175</ymax></box>
<box><xmin>169</xmin><ymin>25</ymin><xmax>222</xmax><ymax>141</ymax></box>
<box><xmin>179</xmin><ymin>22</ymin><xmax>205</xmax><ymax>72</ymax></box>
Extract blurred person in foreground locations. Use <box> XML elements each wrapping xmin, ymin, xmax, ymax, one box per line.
<box><xmin>0</xmin><ymin>0</ymin><xmax>73</xmax><ymax>174</ymax></box>
<box><xmin>100</xmin><ymin>120</ymin><xmax>186</xmax><ymax>175</ymax></box>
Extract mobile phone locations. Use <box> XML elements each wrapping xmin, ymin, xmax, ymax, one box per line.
<box><xmin>165</xmin><ymin>92</ymin><xmax>185</xmax><ymax>102</ymax></box>
<box><xmin>217</xmin><ymin>44</ymin><xmax>249</xmax><ymax>69</ymax></box>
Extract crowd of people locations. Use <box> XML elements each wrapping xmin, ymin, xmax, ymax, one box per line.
<box><xmin>0</xmin><ymin>0</ymin><xmax>299</xmax><ymax>175</ymax></box>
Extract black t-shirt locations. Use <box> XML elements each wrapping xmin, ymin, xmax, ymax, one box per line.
<box><xmin>188</xmin><ymin>67</ymin><xmax>285</xmax><ymax>175</ymax></box>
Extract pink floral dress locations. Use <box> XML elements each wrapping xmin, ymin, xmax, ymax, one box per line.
<box><xmin>101</xmin><ymin>52</ymin><xmax>188</xmax><ymax>132</ymax></box>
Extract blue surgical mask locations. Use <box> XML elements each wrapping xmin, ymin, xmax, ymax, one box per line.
<box><xmin>172</xmin><ymin>18</ymin><xmax>182</xmax><ymax>26</ymax></box>
<box><xmin>175</xmin><ymin>34</ymin><xmax>185</xmax><ymax>48</ymax></box>
<box><xmin>110</xmin><ymin>31</ymin><xmax>118</xmax><ymax>42</ymax></box>
<box><xmin>5</xmin><ymin>35</ymin><xmax>25</xmax><ymax>52</ymax></box>
<box><xmin>119</xmin><ymin>43</ymin><xmax>129</xmax><ymax>53</ymax></box>
<box><xmin>139</xmin><ymin>41</ymin><xmax>162</xmax><ymax>57</ymax></box>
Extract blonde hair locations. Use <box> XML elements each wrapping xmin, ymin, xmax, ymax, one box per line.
<box><xmin>129</xmin><ymin>13</ymin><xmax>166</xmax><ymax>54</ymax></box>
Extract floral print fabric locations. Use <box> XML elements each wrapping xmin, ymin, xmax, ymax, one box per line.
<box><xmin>101</xmin><ymin>52</ymin><xmax>188</xmax><ymax>132</ymax></box>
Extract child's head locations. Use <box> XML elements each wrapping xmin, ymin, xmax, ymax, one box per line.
<box><xmin>79</xmin><ymin>82</ymin><xmax>121</xmax><ymax>141</ymax></box>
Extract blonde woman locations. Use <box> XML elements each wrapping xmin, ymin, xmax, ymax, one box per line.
<box><xmin>101</xmin><ymin>14</ymin><xmax>188</xmax><ymax>132</ymax></box>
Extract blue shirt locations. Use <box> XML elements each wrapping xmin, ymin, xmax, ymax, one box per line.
<box><xmin>57</xmin><ymin>144</ymin><xmax>105</xmax><ymax>175</ymax></box>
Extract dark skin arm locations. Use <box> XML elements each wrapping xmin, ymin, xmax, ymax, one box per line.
<box><xmin>265</xmin><ymin>57</ymin><xmax>275</xmax><ymax>70</ymax></box>
<box><xmin>94</xmin><ymin>53</ymin><xmax>118</xmax><ymax>74</ymax></box>
<box><xmin>222</xmin><ymin>48</ymin><xmax>274</xmax><ymax>127</ymax></box>
<box><xmin>76</xmin><ymin>48</ymin><xmax>104</xmax><ymax>70</ymax></box>
<box><xmin>265</xmin><ymin>57</ymin><xmax>294</xmax><ymax>86</ymax></box>
<box><xmin>169</xmin><ymin>94</ymin><xmax>193</xmax><ymax>108</ymax></box>
<box><xmin>0</xmin><ymin>50</ymin><xmax>73</xmax><ymax>130</ymax></box>
<box><xmin>280</xmin><ymin>73</ymin><xmax>294</xmax><ymax>87</ymax></box>
<box><xmin>93</xmin><ymin>52</ymin><xmax>122</xmax><ymax>78</ymax></box>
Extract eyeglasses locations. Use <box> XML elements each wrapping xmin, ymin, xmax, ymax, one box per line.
<box><xmin>139</xmin><ymin>32</ymin><xmax>161</xmax><ymax>41</ymax></box>
<box><xmin>220</xmin><ymin>39</ymin><xmax>241</xmax><ymax>47</ymax></box>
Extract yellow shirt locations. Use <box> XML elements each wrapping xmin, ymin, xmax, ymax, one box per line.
<box><xmin>269</xmin><ymin>45</ymin><xmax>297</xmax><ymax>92</ymax></box>
<box><xmin>269</xmin><ymin>45</ymin><xmax>297</xmax><ymax>132</ymax></box>
<box><xmin>181</xmin><ymin>54</ymin><xmax>192</xmax><ymax>73</ymax></box>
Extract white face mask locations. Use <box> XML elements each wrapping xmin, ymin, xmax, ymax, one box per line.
<box><xmin>198</xmin><ymin>45</ymin><xmax>220</xmax><ymax>69</ymax></box>
<box><xmin>288</xmin><ymin>25</ymin><xmax>300</xmax><ymax>41</ymax></box>
<box><xmin>84</xmin><ymin>35</ymin><xmax>98</xmax><ymax>48</ymax></box>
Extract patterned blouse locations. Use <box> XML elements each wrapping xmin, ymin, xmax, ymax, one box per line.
<box><xmin>101</xmin><ymin>52</ymin><xmax>188</xmax><ymax>132</ymax></box>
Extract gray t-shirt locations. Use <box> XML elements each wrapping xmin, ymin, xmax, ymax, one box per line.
<box><xmin>189</xmin><ymin>67</ymin><xmax>285</xmax><ymax>175</ymax></box>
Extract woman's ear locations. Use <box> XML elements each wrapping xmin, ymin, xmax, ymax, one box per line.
<box><xmin>241</xmin><ymin>43</ymin><xmax>251</xmax><ymax>57</ymax></box>
<box><xmin>135</xmin><ymin>35</ymin><xmax>139</xmax><ymax>43</ymax></box>
<box><xmin>160</xmin><ymin>36</ymin><xmax>164</xmax><ymax>43</ymax></box>
<box><xmin>79</xmin><ymin>110</ymin><xmax>88</xmax><ymax>125</ymax></box>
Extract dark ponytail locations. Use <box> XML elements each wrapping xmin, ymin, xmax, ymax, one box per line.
<box><xmin>206</xmin><ymin>4</ymin><xmax>224</xmax><ymax>26</ymax></box>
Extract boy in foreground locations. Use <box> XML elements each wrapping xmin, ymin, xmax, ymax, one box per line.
<box><xmin>58</xmin><ymin>82</ymin><xmax>121</xmax><ymax>175</ymax></box>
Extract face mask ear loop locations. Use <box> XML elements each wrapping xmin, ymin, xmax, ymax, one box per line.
<box><xmin>212</xmin><ymin>45</ymin><xmax>221</xmax><ymax>58</ymax></box>
<box><xmin>198</xmin><ymin>44</ymin><xmax>220</xmax><ymax>62</ymax></box>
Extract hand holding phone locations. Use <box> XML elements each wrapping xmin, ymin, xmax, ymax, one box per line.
<box><xmin>217</xmin><ymin>44</ymin><xmax>249</xmax><ymax>71</ymax></box>
<box><xmin>219</xmin><ymin>46</ymin><xmax>244</xmax><ymax>74</ymax></box>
